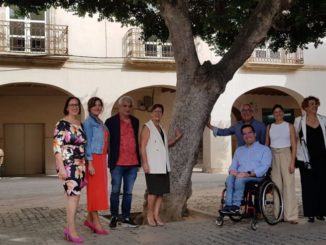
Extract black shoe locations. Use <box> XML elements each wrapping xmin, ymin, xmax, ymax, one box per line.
<box><xmin>308</xmin><ymin>217</ymin><xmax>315</xmax><ymax>223</ymax></box>
<box><xmin>230</xmin><ymin>206</ymin><xmax>240</xmax><ymax>214</ymax></box>
<box><xmin>121</xmin><ymin>218</ymin><xmax>138</xmax><ymax>228</ymax></box>
<box><xmin>110</xmin><ymin>216</ymin><xmax>118</xmax><ymax>228</ymax></box>
<box><xmin>316</xmin><ymin>216</ymin><xmax>325</xmax><ymax>221</ymax></box>
<box><xmin>220</xmin><ymin>205</ymin><xmax>232</xmax><ymax>214</ymax></box>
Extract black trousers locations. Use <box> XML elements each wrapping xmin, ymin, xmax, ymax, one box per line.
<box><xmin>299</xmin><ymin>165</ymin><xmax>326</xmax><ymax>217</ymax></box>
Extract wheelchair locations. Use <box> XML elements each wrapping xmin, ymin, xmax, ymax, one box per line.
<box><xmin>215</xmin><ymin>173</ymin><xmax>284</xmax><ymax>230</ymax></box>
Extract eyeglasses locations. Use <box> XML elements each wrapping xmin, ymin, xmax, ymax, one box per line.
<box><xmin>241</xmin><ymin>109</ymin><xmax>253</xmax><ymax>113</ymax></box>
<box><xmin>152</xmin><ymin>110</ymin><xmax>163</xmax><ymax>114</ymax></box>
<box><xmin>308</xmin><ymin>101</ymin><xmax>319</xmax><ymax>106</ymax></box>
<box><xmin>68</xmin><ymin>104</ymin><xmax>79</xmax><ymax>107</ymax></box>
<box><xmin>122</xmin><ymin>104</ymin><xmax>132</xmax><ymax>108</ymax></box>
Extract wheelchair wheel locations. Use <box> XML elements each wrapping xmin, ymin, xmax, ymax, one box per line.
<box><xmin>250</xmin><ymin>219</ymin><xmax>258</xmax><ymax>231</ymax></box>
<box><xmin>216</xmin><ymin>216</ymin><xmax>224</xmax><ymax>226</ymax></box>
<box><xmin>259</xmin><ymin>181</ymin><xmax>283</xmax><ymax>225</ymax></box>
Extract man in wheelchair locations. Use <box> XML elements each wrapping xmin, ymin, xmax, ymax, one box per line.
<box><xmin>220</xmin><ymin>124</ymin><xmax>272</xmax><ymax>215</ymax></box>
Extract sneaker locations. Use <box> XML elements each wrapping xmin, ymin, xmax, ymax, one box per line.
<box><xmin>109</xmin><ymin>216</ymin><xmax>118</xmax><ymax>229</ymax></box>
<box><xmin>121</xmin><ymin>218</ymin><xmax>138</xmax><ymax>228</ymax></box>
<box><xmin>230</xmin><ymin>206</ymin><xmax>240</xmax><ymax>214</ymax></box>
<box><xmin>220</xmin><ymin>205</ymin><xmax>232</xmax><ymax>214</ymax></box>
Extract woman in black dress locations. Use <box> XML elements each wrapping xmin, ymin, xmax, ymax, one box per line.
<box><xmin>294</xmin><ymin>96</ymin><xmax>326</xmax><ymax>223</ymax></box>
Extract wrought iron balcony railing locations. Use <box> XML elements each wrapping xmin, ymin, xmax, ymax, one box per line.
<box><xmin>0</xmin><ymin>20</ymin><xmax>68</xmax><ymax>56</ymax></box>
<box><xmin>123</xmin><ymin>28</ymin><xmax>304</xmax><ymax>68</ymax></box>
<box><xmin>123</xmin><ymin>28</ymin><xmax>174</xmax><ymax>60</ymax></box>
<box><xmin>247</xmin><ymin>48</ymin><xmax>304</xmax><ymax>65</ymax></box>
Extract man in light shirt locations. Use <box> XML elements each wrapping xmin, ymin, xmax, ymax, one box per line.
<box><xmin>220</xmin><ymin>124</ymin><xmax>272</xmax><ymax>214</ymax></box>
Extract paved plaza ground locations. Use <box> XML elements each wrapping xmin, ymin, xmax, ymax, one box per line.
<box><xmin>1</xmin><ymin>171</ymin><xmax>326</xmax><ymax>245</ymax></box>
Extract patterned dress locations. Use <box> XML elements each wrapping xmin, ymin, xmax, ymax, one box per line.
<box><xmin>53</xmin><ymin>120</ymin><xmax>87</xmax><ymax>196</ymax></box>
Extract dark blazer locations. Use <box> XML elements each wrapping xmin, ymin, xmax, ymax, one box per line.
<box><xmin>105</xmin><ymin>114</ymin><xmax>141</xmax><ymax>169</ymax></box>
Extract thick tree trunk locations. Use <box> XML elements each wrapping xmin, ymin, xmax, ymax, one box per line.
<box><xmin>155</xmin><ymin>0</ymin><xmax>228</xmax><ymax>221</ymax></box>
<box><xmin>142</xmin><ymin>0</ymin><xmax>290</xmax><ymax>221</ymax></box>
<box><xmin>160</xmin><ymin>67</ymin><xmax>225</xmax><ymax>220</ymax></box>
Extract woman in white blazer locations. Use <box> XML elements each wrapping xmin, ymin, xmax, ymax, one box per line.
<box><xmin>294</xmin><ymin>96</ymin><xmax>326</xmax><ymax>223</ymax></box>
<box><xmin>140</xmin><ymin>104</ymin><xmax>182</xmax><ymax>227</ymax></box>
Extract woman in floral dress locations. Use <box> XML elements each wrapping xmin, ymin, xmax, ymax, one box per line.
<box><xmin>53</xmin><ymin>96</ymin><xmax>87</xmax><ymax>243</ymax></box>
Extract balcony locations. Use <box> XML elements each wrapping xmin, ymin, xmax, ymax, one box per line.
<box><xmin>0</xmin><ymin>20</ymin><xmax>68</xmax><ymax>66</ymax></box>
<box><xmin>123</xmin><ymin>28</ymin><xmax>175</xmax><ymax>69</ymax></box>
<box><xmin>244</xmin><ymin>48</ymin><xmax>304</xmax><ymax>70</ymax></box>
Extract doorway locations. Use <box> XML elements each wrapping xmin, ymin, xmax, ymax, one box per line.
<box><xmin>4</xmin><ymin>123</ymin><xmax>44</xmax><ymax>176</ymax></box>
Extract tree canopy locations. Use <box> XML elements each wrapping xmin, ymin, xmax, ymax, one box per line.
<box><xmin>1</xmin><ymin>0</ymin><xmax>326</xmax><ymax>54</ymax></box>
<box><xmin>2</xmin><ymin>0</ymin><xmax>326</xmax><ymax>221</ymax></box>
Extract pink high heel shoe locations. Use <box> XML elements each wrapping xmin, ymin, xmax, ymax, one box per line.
<box><xmin>83</xmin><ymin>220</ymin><xmax>94</xmax><ymax>231</ymax></box>
<box><xmin>93</xmin><ymin>226</ymin><xmax>109</xmax><ymax>235</ymax></box>
<box><xmin>64</xmin><ymin>228</ymin><xmax>84</xmax><ymax>244</ymax></box>
<box><xmin>84</xmin><ymin>220</ymin><xmax>108</xmax><ymax>235</ymax></box>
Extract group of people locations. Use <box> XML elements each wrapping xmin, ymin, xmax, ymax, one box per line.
<box><xmin>53</xmin><ymin>96</ymin><xmax>181</xmax><ymax>243</ymax></box>
<box><xmin>53</xmin><ymin>94</ymin><xmax>326</xmax><ymax>243</ymax></box>
<box><xmin>208</xmin><ymin>96</ymin><xmax>326</xmax><ymax>224</ymax></box>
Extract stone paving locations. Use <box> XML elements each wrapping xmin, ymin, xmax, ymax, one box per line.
<box><xmin>1</xmin><ymin>172</ymin><xmax>326</xmax><ymax>245</ymax></box>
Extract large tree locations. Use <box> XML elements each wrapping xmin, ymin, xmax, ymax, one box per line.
<box><xmin>2</xmin><ymin>0</ymin><xmax>326</xmax><ymax>220</ymax></box>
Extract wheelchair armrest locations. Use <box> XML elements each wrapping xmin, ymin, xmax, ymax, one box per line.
<box><xmin>264</xmin><ymin>167</ymin><xmax>272</xmax><ymax>177</ymax></box>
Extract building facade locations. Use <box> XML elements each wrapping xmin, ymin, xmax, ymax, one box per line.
<box><xmin>0</xmin><ymin>6</ymin><xmax>325</xmax><ymax>176</ymax></box>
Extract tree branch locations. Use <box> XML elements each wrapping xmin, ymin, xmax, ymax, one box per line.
<box><xmin>159</xmin><ymin>0</ymin><xmax>200</xmax><ymax>83</ymax></box>
<box><xmin>216</xmin><ymin>0</ymin><xmax>293</xmax><ymax>83</ymax></box>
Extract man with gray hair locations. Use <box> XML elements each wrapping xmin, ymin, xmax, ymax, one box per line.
<box><xmin>207</xmin><ymin>103</ymin><xmax>266</xmax><ymax>146</ymax></box>
<box><xmin>105</xmin><ymin>96</ymin><xmax>140</xmax><ymax>228</ymax></box>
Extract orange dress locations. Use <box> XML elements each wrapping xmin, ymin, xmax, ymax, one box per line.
<box><xmin>86</xmin><ymin>129</ymin><xmax>109</xmax><ymax>211</ymax></box>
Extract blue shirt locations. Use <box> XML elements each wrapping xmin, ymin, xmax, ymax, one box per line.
<box><xmin>83</xmin><ymin>115</ymin><xmax>107</xmax><ymax>161</ymax></box>
<box><xmin>229</xmin><ymin>141</ymin><xmax>272</xmax><ymax>178</ymax></box>
<box><xmin>212</xmin><ymin>118</ymin><xmax>266</xmax><ymax>146</ymax></box>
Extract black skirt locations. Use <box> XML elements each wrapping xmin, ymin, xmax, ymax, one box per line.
<box><xmin>145</xmin><ymin>173</ymin><xmax>170</xmax><ymax>196</ymax></box>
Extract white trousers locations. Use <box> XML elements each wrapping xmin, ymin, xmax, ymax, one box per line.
<box><xmin>271</xmin><ymin>147</ymin><xmax>298</xmax><ymax>221</ymax></box>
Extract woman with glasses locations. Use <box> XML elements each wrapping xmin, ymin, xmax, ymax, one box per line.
<box><xmin>83</xmin><ymin>97</ymin><xmax>109</xmax><ymax>235</ymax></box>
<box><xmin>53</xmin><ymin>97</ymin><xmax>87</xmax><ymax>243</ymax></box>
<box><xmin>265</xmin><ymin>104</ymin><xmax>298</xmax><ymax>224</ymax></box>
<box><xmin>294</xmin><ymin>96</ymin><xmax>326</xmax><ymax>223</ymax></box>
<box><xmin>140</xmin><ymin>104</ymin><xmax>182</xmax><ymax>226</ymax></box>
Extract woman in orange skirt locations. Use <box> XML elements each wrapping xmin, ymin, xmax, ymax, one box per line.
<box><xmin>83</xmin><ymin>97</ymin><xmax>109</xmax><ymax>235</ymax></box>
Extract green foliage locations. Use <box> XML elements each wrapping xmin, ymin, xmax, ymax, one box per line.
<box><xmin>268</xmin><ymin>0</ymin><xmax>326</xmax><ymax>52</ymax></box>
<box><xmin>1</xmin><ymin>0</ymin><xmax>326</xmax><ymax>53</ymax></box>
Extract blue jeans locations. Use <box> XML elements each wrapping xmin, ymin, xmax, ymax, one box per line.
<box><xmin>225</xmin><ymin>175</ymin><xmax>263</xmax><ymax>207</ymax></box>
<box><xmin>110</xmin><ymin>166</ymin><xmax>138</xmax><ymax>219</ymax></box>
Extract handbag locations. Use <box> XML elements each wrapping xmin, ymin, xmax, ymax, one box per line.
<box><xmin>295</xmin><ymin>158</ymin><xmax>311</xmax><ymax>169</ymax></box>
<box><xmin>295</xmin><ymin>117</ymin><xmax>311</xmax><ymax>170</ymax></box>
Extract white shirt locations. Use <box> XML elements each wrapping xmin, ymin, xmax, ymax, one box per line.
<box><xmin>269</xmin><ymin>121</ymin><xmax>291</xmax><ymax>148</ymax></box>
